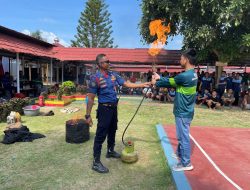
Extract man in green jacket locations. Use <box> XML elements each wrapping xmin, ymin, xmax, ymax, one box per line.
<box><xmin>152</xmin><ymin>49</ymin><xmax>198</xmax><ymax>171</ymax></box>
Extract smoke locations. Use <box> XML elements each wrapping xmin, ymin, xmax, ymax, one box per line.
<box><xmin>21</xmin><ymin>29</ymin><xmax>69</xmax><ymax>47</ymax></box>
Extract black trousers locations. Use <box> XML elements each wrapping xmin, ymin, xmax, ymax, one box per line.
<box><xmin>93</xmin><ymin>104</ymin><xmax>118</xmax><ymax>159</ymax></box>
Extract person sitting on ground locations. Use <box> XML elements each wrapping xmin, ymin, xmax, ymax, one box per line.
<box><xmin>196</xmin><ymin>89</ymin><xmax>211</xmax><ymax>106</ymax></box>
<box><xmin>221</xmin><ymin>89</ymin><xmax>235</xmax><ymax>108</ymax></box>
<box><xmin>142</xmin><ymin>87</ymin><xmax>152</xmax><ymax>98</ymax></box>
<box><xmin>196</xmin><ymin>91</ymin><xmax>203</xmax><ymax>105</ymax></box>
<box><xmin>241</xmin><ymin>88</ymin><xmax>250</xmax><ymax>110</ymax></box>
<box><xmin>151</xmin><ymin>86</ymin><xmax>159</xmax><ymax>100</ymax></box>
<box><xmin>206</xmin><ymin>90</ymin><xmax>222</xmax><ymax>110</ymax></box>
<box><xmin>167</xmin><ymin>87</ymin><xmax>176</xmax><ymax>102</ymax></box>
<box><xmin>156</xmin><ymin>88</ymin><xmax>165</xmax><ymax>102</ymax></box>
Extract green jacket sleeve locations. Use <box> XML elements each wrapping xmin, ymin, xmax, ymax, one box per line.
<box><xmin>156</xmin><ymin>77</ymin><xmax>177</xmax><ymax>88</ymax></box>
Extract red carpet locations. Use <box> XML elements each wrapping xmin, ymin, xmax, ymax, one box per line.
<box><xmin>163</xmin><ymin>125</ymin><xmax>250</xmax><ymax>190</ymax></box>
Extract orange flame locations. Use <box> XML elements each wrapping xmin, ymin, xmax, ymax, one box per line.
<box><xmin>148</xmin><ymin>20</ymin><xmax>171</xmax><ymax>57</ymax></box>
<box><xmin>71</xmin><ymin>113</ymin><xmax>82</xmax><ymax>125</ymax></box>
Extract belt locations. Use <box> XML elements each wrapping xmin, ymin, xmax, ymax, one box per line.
<box><xmin>99</xmin><ymin>102</ymin><xmax>117</xmax><ymax>107</ymax></box>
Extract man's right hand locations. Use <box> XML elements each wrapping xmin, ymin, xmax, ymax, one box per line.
<box><xmin>86</xmin><ymin>116</ymin><xmax>93</xmax><ymax>127</ymax></box>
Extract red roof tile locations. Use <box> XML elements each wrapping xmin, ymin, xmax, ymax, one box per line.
<box><xmin>0</xmin><ymin>33</ymin><xmax>55</xmax><ymax>58</ymax></box>
<box><xmin>53</xmin><ymin>47</ymin><xmax>181</xmax><ymax>64</ymax></box>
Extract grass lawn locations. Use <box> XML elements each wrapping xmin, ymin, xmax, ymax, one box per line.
<box><xmin>0</xmin><ymin>97</ymin><xmax>249</xmax><ymax>190</ymax></box>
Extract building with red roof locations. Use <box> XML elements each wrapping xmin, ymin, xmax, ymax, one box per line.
<box><xmin>0</xmin><ymin>25</ymin><xmax>249</xmax><ymax>94</ymax></box>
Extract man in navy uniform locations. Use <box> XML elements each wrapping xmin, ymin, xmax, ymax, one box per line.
<box><xmin>85</xmin><ymin>54</ymin><xmax>151</xmax><ymax>173</ymax></box>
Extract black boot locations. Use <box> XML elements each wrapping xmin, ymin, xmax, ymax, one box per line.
<box><xmin>92</xmin><ymin>158</ymin><xmax>109</xmax><ymax>173</ymax></box>
<box><xmin>106</xmin><ymin>148</ymin><xmax>121</xmax><ymax>158</ymax></box>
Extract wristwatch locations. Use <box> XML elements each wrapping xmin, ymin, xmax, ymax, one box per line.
<box><xmin>85</xmin><ymin>114</ymin><xmax>91</xmax><ymax>119</ymax></box>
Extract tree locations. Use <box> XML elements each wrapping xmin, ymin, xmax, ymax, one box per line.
<box><xmin>71</xmin><ymin>0</ymin><xmax>116</xmax><ymax>48</ymax></box>
<box><xmin>31</xmin><ymin>30</ymin><xmax>46</xmax><ymax>41</ymax></box>
<box><xmin>139</xmin><ymin>0</ymin><xmax>250</xmax><ymax>63</ymax></box>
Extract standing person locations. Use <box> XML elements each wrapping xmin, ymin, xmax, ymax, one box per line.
<box><xmin>152</xmin><ymin>49</ymin><xmax>198</xmax><ymax>171</ymax></box>
<box><xmin>2</xmin><ymin>72</ymin><xmax>13</xmax><ymax>99</ymax></box>
<box><xmin>217</xmin><ymin>71</ymin><xmax>227</xmax><ymax>98</ymax></box>
<box><xmin>232</xmin><ymin>73</ymin><xmax>242</xmax><ymax>106</ymax></box>
<box><xmin>85</xmin><ymin>54</ymin><xmax>151</xmax><ymax>174</ymax></box>
<box><xmin>242</xmin><ymin>72</ymin><xmax>249</xmax><ymax>92</ymax></box>
<box><xmin>78</xmin><ymin>68</ymin><xmax>85</xmax><ymax>85</ymax></box>
<box><xmin>226</xmin><ymin>72</ymin><xmax>234</xmax><ymax>90</ymax></box>
<box><xmin>199</xmin><ymin>72</ymin><xmax>212</xmax><ymax>95</ymax></box>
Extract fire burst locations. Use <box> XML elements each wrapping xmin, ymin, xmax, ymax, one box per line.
<box><xmin>148</xmin><ymin>19</ymin><xmax>171</xmax><ymax>71</ymax></box>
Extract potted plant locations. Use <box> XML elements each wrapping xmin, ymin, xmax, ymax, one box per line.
<box><xmin>61</xmin><ymin>81</ymin><xmax>76</xmax><ymax>99</ymax></box>
<box><xmin>47</xmin><ymin>84</ymin><xmax>59</xmax><ymax>99</ymax></box>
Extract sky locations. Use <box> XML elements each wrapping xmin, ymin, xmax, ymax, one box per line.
<box><xmin>0</xmin><ymin>0</ymin><xmax>183</xmax><ymax>49</ymax></box>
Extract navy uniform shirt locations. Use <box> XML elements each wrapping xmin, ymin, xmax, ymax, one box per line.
<box><xmin>88</xmin><ymin>71</ymin><xmax>125</xmax><ymax>103</ymax></box>
<box><xmin>226</xmin><ymin>77</ymin><xmax>233</xmax><ymax>90</ymax></box>
<box><xmin>232</xmin><ymin>78</ymin><xmax>242</xmax><ymax>93</ymax></box>
<box><xmin>218</xmin><ymin>76</ymin><xmax>227</xmax><ymax>89</ymax></box>
<box><xmin>201</xmin><ymin>76</ymin><xmax>212</xmax><ymax>91</ymax></box>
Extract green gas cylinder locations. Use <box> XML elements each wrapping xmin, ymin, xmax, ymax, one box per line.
<box><xmin>121</xmin><ymin>141</ymin><xmax>138</xmax><ymax>163</ymax></box>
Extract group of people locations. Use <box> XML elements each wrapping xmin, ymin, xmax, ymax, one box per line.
<box><xmin>86</xmin><ymin>49</ymin><xmax>198</xmax><ymax>174</ymax></box>
<box><xmin>142</xmin><ymin>69</ymin><xmax>250</xmax><ymax>110</ymax></box>
<box><xmin>197</xmin><ymin>71</ymin><xmax>250</xmax><ymax>110</ymax></box>
<box><xmin>143</xmin><ymin>86</ymin><xmax>176</xmax><ymax>103</ymax></box>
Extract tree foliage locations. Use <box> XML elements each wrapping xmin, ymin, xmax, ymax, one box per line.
<box><xmin>140</xmin><ymin>0</ymin><xmax>250</xmax><ymax>62</ymax></box>
<box><xmin>71</xmin><ymin>0</ymin><xmax>116</xmax><ymax>48</ymax></box>
<box><xmin>31</xmin><ymin>30</ymin><xmax>46</xmax><ymax>41</ymax></box>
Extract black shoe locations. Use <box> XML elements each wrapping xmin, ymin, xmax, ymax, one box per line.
<box><xmin>92</xmin><ymin>160</ymin><xmax>109</xmax><ymax>173</ymax></box>
<box><xmin>106</xmin><ymin>150</ymin><xmax>121</xmax><ymax>158</ymax></box>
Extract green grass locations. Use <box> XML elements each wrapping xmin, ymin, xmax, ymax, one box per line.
<box><xmin>0</xmin><ymin>97</ymin><xmax>249</xmax><ymax>190</ymax></box>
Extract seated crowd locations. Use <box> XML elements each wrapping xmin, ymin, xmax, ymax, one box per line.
<box><xmin>196</xmin><ymin>71</ymin><xmax>250</xmax><ymax>110</ymax></box>
<box><xmin>143</xmin><ymin>70</ymin><xmax>250</xmax><ymax>110</ymax></box>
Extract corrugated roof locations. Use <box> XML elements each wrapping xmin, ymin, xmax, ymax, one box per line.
<box><xmin>0</xmin><ymin>33</ymin><xmax>55</xmax><ymax>58</ymax></box>
<box><xmin>52</xmin><ymin>47</ymin><xmax>181</xmax><ymax>64</ymax></box>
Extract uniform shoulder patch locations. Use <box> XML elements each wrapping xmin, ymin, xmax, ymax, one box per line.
<box><xmin>89</xmin><ymin>80</ymin><xmax>97</xmax><ymax>88</ymax></box>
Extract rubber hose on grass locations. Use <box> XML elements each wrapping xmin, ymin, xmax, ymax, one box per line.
<box><xmin>121</xmin><ymin>87</ymin><xmax>151</xmax><ymax>145</ymax></box>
